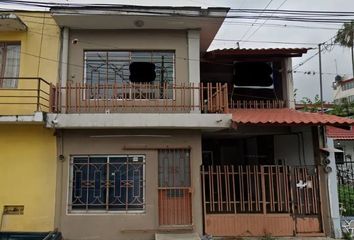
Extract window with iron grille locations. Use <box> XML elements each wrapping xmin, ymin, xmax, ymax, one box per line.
<box><xmin>69</xmin><ymin>155</ymin><xmax>145</xmax><ymax>213</ymax></box>
<box><xmin>0</xmin><ymin>42</ymin><xmax>20</xmax><ymax>88</ymax></box>
<box><xmin>83</xmin><ymin>51</ymin><xmax>175</xmax><ymax>99</ymax></box>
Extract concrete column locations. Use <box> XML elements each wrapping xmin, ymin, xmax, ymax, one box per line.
<box><xmin>60</xmin><ymin>27</ymin><xmax>69</xmax><ymax>113</ymax></box>
<box><xmin>283</xmin><ymin>58</ymin><xmax>295</xmax><ymax>109</ymax></box>
<box><xmin>188</xmin><ymin>30</ymin><xmax>200</xmax><ymax>113</ymax></box>
<box><xmin>327</xmin><ymin>138</ymin><xmax>343</xmax><ymax>238</ymax></box>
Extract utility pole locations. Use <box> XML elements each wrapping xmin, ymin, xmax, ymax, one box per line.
<box><xmin>352</xmin><ymin>27</ymin><xmax>354</xmax><ymax>77</ymax></box>
<box><xmin>318</xmin><ymin>43</ymin><xmax>324</xmax><ymax>113</ymax></box>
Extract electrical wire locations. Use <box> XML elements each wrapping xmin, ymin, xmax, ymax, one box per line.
<box><xmin>5</xmin><ymin>11</ymin><xmax>345</xmax><ymax>31</ymax></box>
<box><xmin>245</xmin><ymin>0</ymin><xmax>288</xmax><ymax>41</ymax></box>
<box><xmin>238</xmin><ymin>0</ymin><xmax>275</xmax><ymax>42</ymax></box>
<box><xmin>2</xmin><ymin>0</ymin><xmax>354</xmax><ymax>23</ymax></box>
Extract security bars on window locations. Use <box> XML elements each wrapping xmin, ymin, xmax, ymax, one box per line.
<box><xmin>69</xmin><ymin>155</ymin><xmax>145</xmax><ymax>213</ymax></box>
<box><xmin>84</xmin><ymin>51</ymin><xmax>175</xmax><ymax>99</ymax></box>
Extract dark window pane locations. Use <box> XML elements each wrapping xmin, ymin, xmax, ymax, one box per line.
<box><xmin>71</xmin><ymin>155</ymin><xmax>144</xmax><ymax>212</ymax></box>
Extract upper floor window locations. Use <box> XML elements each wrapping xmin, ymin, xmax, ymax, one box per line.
<box><xmin>84</xmin><ymin>51</ymin><xmax>175</xmax><ymax>85</ymax></box>
<box><xmin>84</xmin><ymin>51</ymin><xmax>175</xmax><ymax>99</ymax></box>
<box><xmin>0</xmin><ymin>42</ymin><xmax>20</xmax><ymax>88</ymax></box>
<box><xmin>342</xmin><ymin>81</ymin><xmax>354</xmax><ymax>91</ymax></box>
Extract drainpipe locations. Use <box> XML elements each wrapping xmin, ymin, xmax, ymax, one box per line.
<box><xmin>60</xmin><ymin>27</ymin><xmax>69</xmax><ymax>113</ymax></box>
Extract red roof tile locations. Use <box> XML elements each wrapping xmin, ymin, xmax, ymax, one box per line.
<box><xmin>326</xmin><ymin>126</ymin><xmax>354</xmax><ymax>139</ymax></box>
<box><xmin>231</xmin><ymin>108</ymin><xmax>354</xmax><ymax>126</ymax></box>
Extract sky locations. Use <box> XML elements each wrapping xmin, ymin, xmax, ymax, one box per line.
<box><xmin>2</xmin><ymin>0</ymin><xmax>354</xmax><ymax>102</ymax></box>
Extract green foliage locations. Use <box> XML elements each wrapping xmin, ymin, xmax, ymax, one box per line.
<box><xmin>338</xmin><ymin>185</ymin><xmax>354</xmax><ymax>216</ymax></box>
<box><xmin>328</xmin><ymin>98</ymin><xmax>354</xmax><ymax>117</ymax></box>
<box><xmin>299</xmin><ymin>94</ymin><xmax>322</xmax><ymax>112</ymax></box>
<box><xmin>335</xmin><ymin>22</ymin><xmax>354</xmax><ymax>48</ymax></box>
<box><xmin>343</xmin><ymin>231</ymin><xmax>353</xmax><ymax>240</ymax></box>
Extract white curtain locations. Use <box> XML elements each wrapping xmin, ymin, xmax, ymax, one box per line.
<box><xmin>2</xmin><ymin>44</ymin><xmax>20</xmax><ymax>88</ymax></box>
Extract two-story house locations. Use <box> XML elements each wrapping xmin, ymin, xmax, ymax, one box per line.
<box><xmin>48</xmin><ymin>5</ymin><xmax>230</xmax><ymax>240</ymax></box>
<box><xmin>2</xmin><ymin>5</ymin><xmax>354</xmax><ymax>240</ymax></box>
<box><xmin>0</xmin><ymin>11</ymin><xmax>60</xmax><ymax>234</ymax></box>
<box><xmin>333</xmin><ymin>77</ymin><xmax>354</xmax><ymax>104</ymax></box>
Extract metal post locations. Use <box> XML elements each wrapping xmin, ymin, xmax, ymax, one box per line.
<box><xmin>351</xmin><ymin>44</ymin><xmax>354</xmax><ymax>78</ymax></box>
<box><xmin>352</xmin><ymin>24</ymin><xmax>354</xmax><ymax>77</ymax></box>
<box><xmin>318</xmin><ymin>44</ymin><xmax>324</xmax><ymax>113</ymax></box>
<box><xmin>37</xmin><ymin>78</ymin><xmax>41</xmax><ymax>112</ymax></box>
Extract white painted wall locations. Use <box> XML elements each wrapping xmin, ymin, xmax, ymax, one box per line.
<box><xmin>327</xmin><ymin>138</ymin><xmax>343</xmax><ymax>239</ymax></box>
<box><xmin>333</xmin><ymin>82</ymin><xmax>354</xmax><ymax>103</ymax></box>
<box><xmin>282</xmin><ymin>58</ymin><xmax>295</xmax><ymax>109</ymax></box>
<box><xmin>188</xmin><ymin>29</ymin><xmax>201</xmax><ymax>113</ymax></box>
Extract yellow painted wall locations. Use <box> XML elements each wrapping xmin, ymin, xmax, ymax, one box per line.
<box><xmin>0</xmin><ymin>12</ymin><xmax>60</xmax><ymax>115</ymax></box>
<box><xmin>0</xmin><ymin>125</ymin><xmax>57</xmax><ymax>231</ymax></box>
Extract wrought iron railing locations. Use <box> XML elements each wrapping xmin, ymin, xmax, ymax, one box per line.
<box><xmin>230</xmin><ymin>100</ymin><xmax>286</xmax><ymax>109</ymax></box>
<box><xmin>53</xmin><ymin>82</ymin><xmax>229</xmax><ymax>113</ymax></box>
<box><xmin>0</xmin><ymin>77</ymin><xmax>54</xmax><ymax>115</ymax></box>
<box><xmin>201</xmin><ymin>165</ymin><xmax>320</xmax><ymax>215</ymax></box>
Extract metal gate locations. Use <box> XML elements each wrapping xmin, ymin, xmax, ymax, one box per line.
<box><xmin>201</xmin><ymin>165</ymin><xmax>323</xmax><ymax>237</ymax></box>
<box><xmin>158</xmin><ymin>149</ymin><xmax>192</xmax><ymax>226</ymax></box>
<box><xmin>337</xmin><ymin>160</ymin><xmax>354</xmax><ymax>216</ymax></box>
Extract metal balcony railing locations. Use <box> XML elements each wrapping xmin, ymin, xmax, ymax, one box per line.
<box><xmin>53</xmin><ymin>82</ymin><xmax>229</xmax><ymax>114</ymax></box>
<box><xmin>0</xmin><ymin>77</ymin><xmax>54</xmax><ymax>115</ymax></box>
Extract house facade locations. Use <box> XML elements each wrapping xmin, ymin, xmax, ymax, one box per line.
<box><xmin>0</xmin><ymin>12</ymin><xmax>60</xmax><ymax>232</ymax></box>
<box><xmin>48</xmin><ymin>6</ymin><xmax>229</xmax><ymax>240</ymax></box>
<box><xmin>333</xmin><ymin>77</ymin><xmax>354</xmax><ymax>104</ymax></box>
<box><xmin>1</xmin><ymin>5</ymin><xmax>354</xmax><ymax>240</ymax></box>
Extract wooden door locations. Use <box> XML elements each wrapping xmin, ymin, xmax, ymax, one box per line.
<box><xmin>158</xmin><ymin>149</ymin><xmax>192</xmax><ymax>226</ymax></box>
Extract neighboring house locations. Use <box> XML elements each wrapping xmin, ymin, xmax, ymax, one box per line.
<box><xmin>327</xmin><ymin>126</ymin><xmax>354</xmax><ymax>218</ymax></box>
<box><xmin>1</xmin><ymin>5</ymin><xmax>354</xmax><ymax>240</ymax></box>
<box><xmin>0</xmin><ymin>12</ymin><xmax>60</xmax><ymax>232</ymax></box>
<box><xmin>333</xmin><ymin>77</ymin><xmax>354</xmax><ymax>104</ymax></box>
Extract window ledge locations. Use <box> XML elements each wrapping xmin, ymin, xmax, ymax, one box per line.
<box><xmin>67</xmin><ymin>210</ymin><xmax>146</xmax><ymax>215</ymax></box>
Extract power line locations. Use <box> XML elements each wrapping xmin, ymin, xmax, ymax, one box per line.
<box><xmin>2</xmin><ymin>1</ymin><xmax>354</xmax><ymax>23</ymax></box>
<box><xmin>7</xmin><ymin>11</ymin><xmax>344</xmax><ymax>31</ymax></box>
<box><xmin>245</xmin><ymin>0</ymin><xmax>288</xmax><ymax>41</ymax></box>
<box><xmin>239</xmin><ymin>0</ymin><xmax>275</xmax><ymax>42</ymax></box>
<box><xmin>291</xmin><ymin>35</ymin><xmax>337</xmax><ymax>71</ymax></box>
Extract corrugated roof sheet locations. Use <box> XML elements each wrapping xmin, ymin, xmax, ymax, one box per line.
<box><xmin>205</xmin><ymin>48</ymin><xmax>309</xmax><ymax>58</ymax></box>
<box><xmin>326</xmin><ymin>126</ymin><xmax>354</xmax><ymax>139</ymax></box>
<box><xmin>231</xmin><ymin>108</ymin><xmax>354</xmax><ymax>126</ymax></box>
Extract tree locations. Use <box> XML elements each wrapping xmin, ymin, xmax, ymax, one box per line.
<box><xmin>300</xmin><ymin>95</ymin><xmax>322</xmax><ymax>112</ymax></box>
<box><xmin>328</xmin><ymin>98</ymin><xmax>354</xmax><ymax>117</ymax></box>
<box><xmin>335</xmin><ymin>21</ymin><xmax>354</xmax><ymax>77</ymax></box>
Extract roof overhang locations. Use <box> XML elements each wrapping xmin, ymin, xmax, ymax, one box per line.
<box><xmin>204</xmin><ymin>48</ymin><xmax>309</xmax><ymax>61</ymax></box>
<box><xmin>326</xmin><ymin>125</ymin><xmax>354</xmax><ymax>140</ymax></box>
<box><xmin>0</xmin><ymin>13</ymin><xmax>27</xmax><ymax>31</ymax></box>
<box><xmin>50</xmin><ymin>6</ymin><xmax>229</xmax><ymax>52</ymax></box>
<box><xmin>231</xmin><ymin>108</ymin><xmax>354</xmax><ymax>127</ymax></box>
<box><xmin>320</xmin><ymin>147</ymin><xmax>343</xmax><ymax>153</ymax></box>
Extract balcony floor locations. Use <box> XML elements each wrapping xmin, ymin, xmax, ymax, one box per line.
<box><xmin>45</xmin><ymin>113</ymin><xmax>232</xmax><ymax>130</ymax></box>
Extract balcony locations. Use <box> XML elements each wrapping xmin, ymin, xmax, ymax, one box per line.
<box><xmin>0</xmin><ymin>78</ymin><xmax>288</xmax><ymax>118</ymax></box>
<box><xmin>53</xmin><ymin>82</ymin><xmax>229</xmax><ymax>114</ymax></box>
<box><xmin>0</xmin><ymin>78</ymin><xmax>54</xmax><ymax>116</ymax></box>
